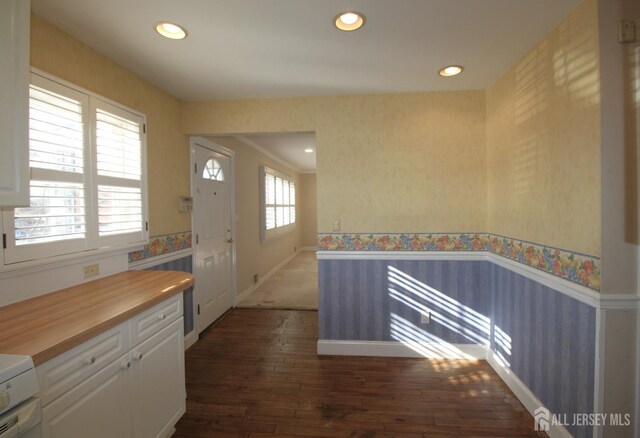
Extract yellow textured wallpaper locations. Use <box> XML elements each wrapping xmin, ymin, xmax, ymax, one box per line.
<box><xmin>30</xmin><ymin>14</ymin><xmax>190</xmax><ymax>237</ymax></box>
<box><xmin>486</xmin><ymin>0</ymin><xmax>601</xmax><ymax>256</ymax></box>
<box><xmin>184</xmin><ymin>90</ymin><xmax>487</xmax><ymax>233</ymax></box>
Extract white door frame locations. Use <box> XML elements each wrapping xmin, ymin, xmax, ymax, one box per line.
<box><xmin>189</xmin><ymin>136</ymin><xmax>237</xmax><ymax>334</ymax></box>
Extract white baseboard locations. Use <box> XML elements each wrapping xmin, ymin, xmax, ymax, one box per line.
<box><xmin>184</xmin><ymin>330</ymin><xmax>198</xmax><ymax>350</ymax></box>
<box><xmin>317</xmin><ymin>339</ymin><xmax>487</xmax><ymax>360</ymax></box>
<box><xmin>486</xmin><ymin>351</ymin><xmax>572</xmax><ymax>438</ymax></box>
<box><xmin>235</xmin><ymin>251</ymin><xmax>298</xmax><ymax>306</ymax></box>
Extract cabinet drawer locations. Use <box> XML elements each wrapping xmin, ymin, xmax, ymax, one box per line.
<box><xmin>41</xmin><ymin>352</ymin><xmax>132</xmax><ymax>438</ymax></box>
<box><xmin>37</xmin><ymin>322</ymin><xmax>129</xmax><ymax>406</ymax></box>
<box><xmin>129</xmin><ymin>294</ymin><xmax>182</xmax><ymax>346</ymax></box>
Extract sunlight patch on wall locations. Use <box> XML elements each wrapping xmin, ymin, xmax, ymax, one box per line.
<box><xmin>387</xmin><ymin>265</ymin><xmax>491</xmax><ymax>347</ymax></box>
<box><xmin>552</xmin><ymin>12</ymin><xmax>600</xmax><ymax>107</ymax></box>
<box><xmin>390</xmin><ymin>313</ymin><xmax>477</xmax><ymax>360</ymax></box>
<box><xmin>515</xmin><ymin>41</ymin><xmax>551</xmax><ymax>125</ymax></box>
<box><xmin>493</xmin><ymin>324</ymin><xmax>513</xmax><ymax>369</ymax></box>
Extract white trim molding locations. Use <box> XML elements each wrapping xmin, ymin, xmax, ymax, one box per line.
<box><xmin>598</xmin><ymin>294</ymin><xmax>640</xmax><ymax>310</ymax></box>
<box><xmin>486</xmin><ymin>351</ymin><xmax>573</xmax><ymax>438</ymax></box>
<box><xmin>184</xmin><ymin>330</ymin><xmax>198</xmax><ymax>350</ymax></box>
<box><xmin>317</xmin><ymin>339</ymin><xmax>487</xmax><ymax>360</ymax></box>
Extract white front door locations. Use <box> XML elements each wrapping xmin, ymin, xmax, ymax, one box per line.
<box><xmin>193</xmin><ymin>139</ymin><xmax>234</xmax><ymax>334</ymax></box>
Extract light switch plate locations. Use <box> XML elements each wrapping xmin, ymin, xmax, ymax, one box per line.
<box><xmin>618</xmin><ymin>20</ymin><xmax>636</xmax><ymax>43</ymax></box>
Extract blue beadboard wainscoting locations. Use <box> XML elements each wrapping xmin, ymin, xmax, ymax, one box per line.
<box><xmin>318</xmin><ymin>253</ymin><xmax>597</xmax><ymax>438</ymax></box>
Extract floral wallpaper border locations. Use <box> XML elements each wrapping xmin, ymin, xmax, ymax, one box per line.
<box><xmin>317</xmin><ymin>233</ymin><xmax>601</xmax><ymax>291</ymax></box>
<box><xmin>128</xmin><ymin>231</ymin><xmax>192</xmax><ymax>262</ymax></box>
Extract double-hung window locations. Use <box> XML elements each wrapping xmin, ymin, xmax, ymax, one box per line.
<box><xmin>260</xmin><ymin>166</ymin><xmax>295</xmax><ymax>241</ymax></box>
<box><xmin>2</xmin><ymin>72</ymin><xmax>148</xmax><ymax>264</ymax></box>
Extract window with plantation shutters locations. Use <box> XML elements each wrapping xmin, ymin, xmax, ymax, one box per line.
<box><xmin>2</xmin><ymin>72</ymin><xmax>147</xmax><ymax>265</ymax></box>
<box><xmin>260</xmin><ymin>166</ymin><xmax>296</xmax><ymax>241</ymax></box>
<box><xmin>94</xmin><ymin>102</ymin><xmax>145</xmax><ymax>246</ymax></box>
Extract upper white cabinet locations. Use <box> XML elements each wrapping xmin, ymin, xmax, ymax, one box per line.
<box><xmin>0</xmin><ymin>0</ymin><xmax>29</xmax><ymax>206</ymax></box>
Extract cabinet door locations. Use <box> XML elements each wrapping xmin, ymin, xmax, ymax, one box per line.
<box><xmin>130</xmin><ymin>317</ymin><xmax>185</xmax><ymax>438</ymax></box>
<box><xmin>41</xmin><ymin>355</ymin><xmax>133</xmax><ymax>438</ymax></box>
<box><xmin>0</xmin><ymin>0</ymin><xmax>29</xmax><ymax>206</ymax></box>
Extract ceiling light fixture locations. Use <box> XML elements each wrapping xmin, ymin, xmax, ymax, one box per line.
<box><xmin>439</xmin><ymin>65</ymin><xmax>464</xmax><ymax>77</ymax></box>
<box><xmin>304</xmin><ymin>148</ymin><xmax>315</xmax><ymax>153</ymax></box>
<box><xmin>155</xmin><ymin>21</ymin><xmax>188</xmax><ymax>40</ymax></box>
<box><xmin>334</xmin><ymin>11</ymin><xmax>366</xmax><ymax>31</ymax></box>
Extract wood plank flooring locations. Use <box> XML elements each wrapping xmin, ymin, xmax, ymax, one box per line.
<box><xmin>174</xmin><ymin>309</ymin><xmax>547</xmax><ymax>438</ymax></box>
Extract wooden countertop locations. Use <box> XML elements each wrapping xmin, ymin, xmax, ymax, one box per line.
<box><xmin>0</xmin><ymin>270</ymin><xmax>193</xmax><ymax>366</ymax></box>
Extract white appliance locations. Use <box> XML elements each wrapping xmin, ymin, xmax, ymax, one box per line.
<box><xmin>0</xmin><ymin>355</ymin><xmax>40</xmax><ymax>438</ymax></box>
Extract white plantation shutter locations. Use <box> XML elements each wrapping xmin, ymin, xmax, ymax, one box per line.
<box><xmin>260</xmin><ymin>166</ymin><xmax>296</xmax><ymax>241</ymax></box>
<box><xmin>265</xmin><ymin>173</ymin><xmax>276</xmax><ymax>230</ymax></box>
<box><xmin>3</xmin><ymin>72</ymin><xmax>147</xmax><ymax>265</ymax></box>
<box><xmin>93</xmin><ymin>102</ymin><xmax>145</xmax><ymax>246</ymax></box>
<box><xmin>4</xmin><ymin>76</ymin><xmax>89</xmax><ymax>263</ymax></box>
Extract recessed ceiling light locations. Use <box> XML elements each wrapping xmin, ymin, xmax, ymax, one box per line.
<box><xmin>439</xmin><ymin>65</ymin><xmax>464</xmax><ymax>77</ymax></box>
<box><xmin>155</xmin><ymin>21</ymin><xmax>188</xmax><ymax>40</ymax></box>
<box><xmin>334</xmin><ymin>11</ymin><xmax>366</xmax><ymax>31</ymax></box>
<box><xmin>304</xmin><ymin>148</ymin><xmax>315</xmax><ymax>153</ymax></box>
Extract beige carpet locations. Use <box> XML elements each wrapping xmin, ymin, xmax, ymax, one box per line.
<box><xmin>238</xmin><ymin>251</ymin><xmax>318</xmax><ymax>309</ymax></box>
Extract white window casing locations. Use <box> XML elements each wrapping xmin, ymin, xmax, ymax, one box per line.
<box><xmin>2</xmin><ymin>72</ymin><xmax>148</xmax><ymax>265</ymax></box>
<box><xmin>260</xmin><ymin>166</ymin><xmax>296</xmax><ymax>242</ymax></box>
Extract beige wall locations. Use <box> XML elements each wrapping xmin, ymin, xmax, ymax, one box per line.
<box><xmin>299</xmin><ymin>174</ymin><xmax>317</xmax><ymax>248</ymax></box>
<box><xmin>485</xmin><ymin>0</ymin><xmax>601</xmax><ymax>256</ymax></box>
<box><xmin>184</xmin><ymin>91</ymin><xmax>487</xmax><ymax>235</ymax></box>
<box><xmin>208</xmin><ymin>136</ymin><xmax>302</xmax><ymax>295</ymax></box>
<box><xmin>30</xmin><ymin>14</ymin><xmax>190</xmax><ymax>237</ymax></box>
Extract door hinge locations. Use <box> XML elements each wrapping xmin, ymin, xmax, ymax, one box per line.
<box><xmin>2</xmin><ymin>233</ymin><xmax>6</xmax><ymax>249</ymax></box>
<box><xmin>194</xmin><ymin>163</ymin><xmax>197</xmax><ymax>174</ymax></box>
<box><xmin>145</xmin><ymin>221</ymin><xmax>148</xmax><ymax>231</ymax></box>
<box><xmin>196</xmin><ymin>234</ymin><xmax>199</xmax><ymax>244</ymax></box>
<box><xmin>143</xmin><ymin>123</ymin><xmax>146</xmax><ymax>134</ymax></box>
<box><xmin>197</xmin><ymin>304</ymin><xmax>200</xmax><ymax>315</ymax></box>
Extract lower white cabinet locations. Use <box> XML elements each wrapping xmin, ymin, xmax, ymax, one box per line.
<box><xmin>41</xmin><ymin>357</ymin><xmax>133</xmax><ymax>438</ymax></box>
<box><xmin>39</xmin><ymin>295</ymin><xmax>186</xmax><ymax>438</ymax></box>
<box><xmin>131</xmin><ymin>319</ymin><xmax>186</xmax><ymax>438</ymax></box>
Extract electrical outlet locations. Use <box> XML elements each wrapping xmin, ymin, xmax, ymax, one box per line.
<box><xmin>83</xmin><ymin>263</ymin><xmax>100</xmax><ymax>279</ymax></box>
<box><xmin>420</xmin><ymin>312</ymin><xmax>431</xmax><ymax>324</ymax></box>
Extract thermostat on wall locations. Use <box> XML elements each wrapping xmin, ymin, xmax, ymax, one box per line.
<box><xmin>179</xmin><ymin>196</ymin><xmax>193</xmax><ymax>212</ymax></box>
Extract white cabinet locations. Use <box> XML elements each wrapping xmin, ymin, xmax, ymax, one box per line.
<box><xmin>0</xmin><ymin>0</ymin><xmax>30</xmax><ymax>206</ymax></box>
<box><xmin>41</xmin><ymin>357</ymin><xmax>133</xmax><ymax>438</ymax></box>
<box><xmin>38</xmin><ymin>295</ymin><xmax>186</xmax><ymax>438</ymax></box>
<box><xmin>131</xmin><ymin>319</ymin><xmax>185</xmax><ymax>438</ymax></box>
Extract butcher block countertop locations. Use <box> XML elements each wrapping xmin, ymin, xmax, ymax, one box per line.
<box><xmin>0</xmin><ymin>270</ymin><xmax>193</xmax><ymax>366</ymax></box>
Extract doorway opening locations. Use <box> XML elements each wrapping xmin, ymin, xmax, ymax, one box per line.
<box><xmin>206</xmin><ymin>132</ymin><xmax>318</xmax><ymax>310</ymax></box>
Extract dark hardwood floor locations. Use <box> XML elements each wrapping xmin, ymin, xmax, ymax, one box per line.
<box><xmin>174</xmin><ymin>309</ymin><xmax>546</xmax><ymax>437</ymax></box>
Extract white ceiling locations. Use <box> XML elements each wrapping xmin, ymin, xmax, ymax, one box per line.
<box><xmin>211</xmin><ymin>133</ymin><xmax>317</xmax><ymax>173</ymax></box>
<box><xmin>32</xmin><ymin>0</ymin><xmax>583</xmax><ymax>101</ymax></box>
